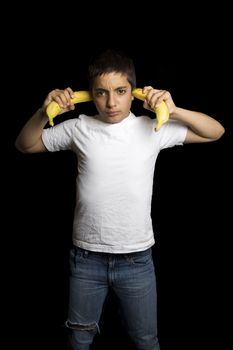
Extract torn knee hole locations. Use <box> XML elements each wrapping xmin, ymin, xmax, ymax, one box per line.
<box><xmin>66</xmin><ymin>320</ymin><xmax>97</xmax><ymax>331</ymax></box>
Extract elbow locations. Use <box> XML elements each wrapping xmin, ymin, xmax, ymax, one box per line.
<box><xmin>15</xmin><ymin>138</ymin><xmax>25</xmax><ymax>153</ymax></box>
<box><xmin>15</xmin><ymin>136</ymin><xmax>46</xmax><ymax>153</ymax></box>
<box><xmin>208</xmin><ymin>122</ymin><xmax>225</xmax><ymax>142</ymax></box>
<box><xmin>15</xmin><ymin>138</ymin><xmax>31</xmax><ymax>153</ymax></box>
<box><xmin>214</xmin><ymin>124</ymin><xmax>225</xmax><ymax>141</ymax></box>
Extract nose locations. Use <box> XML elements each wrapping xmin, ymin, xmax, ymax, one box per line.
<box><xmin>106</xmin><ymin>92</ymin><xmax>116</xmax><ymax>108</ymax></box>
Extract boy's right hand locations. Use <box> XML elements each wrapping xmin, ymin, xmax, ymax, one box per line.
<box><xmin>42</xmin><ymin>87</ymin><xmax>75</xmax><ymax>115</ymax></box>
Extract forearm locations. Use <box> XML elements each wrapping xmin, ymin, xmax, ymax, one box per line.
<box><xmin>171</xmin><ymin>107</ymin><xmax>225</xmax><ymax>140</ymax></box>
<box><xmin>15</xmin><ymin>108</ymin><xmax>48</xmax><ymax>152</ymax></box>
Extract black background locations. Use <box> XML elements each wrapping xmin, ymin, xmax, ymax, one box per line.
<box><xmin>6</xmin><ymin>4</ymin><xmax>232</xmax><ymax>349</ymax></box>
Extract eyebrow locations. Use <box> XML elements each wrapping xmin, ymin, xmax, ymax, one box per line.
<box><xmin>94</xmin><ymin>86</ymin><xmax>128</xmax><ymax>92</ymax></box>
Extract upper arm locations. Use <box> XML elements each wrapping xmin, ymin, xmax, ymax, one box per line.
<box><xmin>184</xmin><ymin>128</ymin><xmax>217</xmax><ymax>144</ymax></box>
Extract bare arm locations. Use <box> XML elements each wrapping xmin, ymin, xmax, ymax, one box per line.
<box><xmin>171</xmin><ymin>107</ymin><xmax>225</xmax><ymax>143</ymax></box>
<box><xmin>15</xmin><ymin>88</ymin><xmax>75</xmax><ymax>153</ymax></box>
<box><xmin>142</xmin><ymin>86</ymin><xmax>225</xmax><ymax>143</ymax></box>
<box><xmin>15</xmin><ymin>108</ymin><xmax>49</xmax><ymax>153</ymax></box>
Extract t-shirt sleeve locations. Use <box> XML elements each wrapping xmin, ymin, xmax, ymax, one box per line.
<box><xmin>156</xmin><ymin>119</ymin><xmax>188</xmax><ymax>150</ymax></box>
<box><xmin>42</xmin><ymin>118</ymin><xmax>78</xmax><ymax>152</ymax></box>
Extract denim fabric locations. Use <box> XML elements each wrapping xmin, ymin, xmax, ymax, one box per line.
<box><xmin>66</xmin><ymin>246</ymin><xmax>160</xmax><ymax>350</ymax></box>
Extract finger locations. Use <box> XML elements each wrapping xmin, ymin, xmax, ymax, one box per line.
<box><xmin>53</xmin><ymin>93</ymin><xmax>67</xmax><ymax>108</ymax></box>
<box><xmin>67</xmin><ymin>104</ymin><xmax>75</xmax><ymax>111</ymax></box>
<box><xmin>143</xmin><ymin>88</ymin><xmax>162</xmax><ymax>107</ymax></box>
<box><xmin>143</xmin><ymin>86</ymin><xmax>153</xmax><ymax>94</ymax></box>
<box><xmin>143</xmin><ymin>100</ymin><xmax>154</xmax><ymax>112</ymax></box>
<box><xmin>63</xmin><ymin>89</ymin><xmax>73</xmax><ymax>106</ymax></box>
<box><xmin>64</xmin><ymin>87</ymin><xmax>75</xmax><ymax>103</ymax></box>
<box><xmin>148</xmin><ymin>90</ymin><xmax>166</xmax><ymax>108</ymax></box>
<box><xmin>155</xmin><ymin>90</ymin><xmax>170</xmax><ymax>107</ymax></box>
<box><xmin>65</xmin><ymin>87</ymin><xmax>75</xmax><ymax>99</ymax></box>
<box><xmin>52</xmin><ymin>90</ymin><xmax>70</xmax><ymax>108</ymax></box>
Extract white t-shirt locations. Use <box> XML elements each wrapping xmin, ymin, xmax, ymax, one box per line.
<box><xmin>42</xmin><ymin>112</ymin><xmax>187</xmax><ymax>253</ymax></box>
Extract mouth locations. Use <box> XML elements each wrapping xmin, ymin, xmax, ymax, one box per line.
<box><xmin>106</xmin><ymin>111</ymin><xmax>120</xmax><ymax>117</ymax></box>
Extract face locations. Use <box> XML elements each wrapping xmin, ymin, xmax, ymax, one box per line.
<box><xmin>92</xmin><ymin>72</ymin><xmax>133</xmax><ymax>124</ymax></box>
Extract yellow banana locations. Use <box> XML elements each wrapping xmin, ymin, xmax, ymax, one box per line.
<box><xmin>132</xmin><ymin>88</ymin><xmax>169</xmax><ymax>131</ymax></box>
<box><xmin>46</xmin><ymin>91</ymin><xmax>92</xmax><ymax>126</ymax></box>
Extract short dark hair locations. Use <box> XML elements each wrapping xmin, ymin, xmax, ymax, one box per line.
<box><xmin>88</xmin><ymin>49</ymin><xmax>136</xmax><ymax>90</ymax></box>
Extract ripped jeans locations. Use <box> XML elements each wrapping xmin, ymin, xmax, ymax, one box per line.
<box><xmin>66</xmin><ymin>246</ymin><xmax>160</xmax><ymax>350</ymax></box>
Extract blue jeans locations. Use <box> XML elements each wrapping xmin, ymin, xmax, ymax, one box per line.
<box><xmin>66</xmin><ymin>246</ymin><xmax>160</xmax><ymax>350</ymax></box>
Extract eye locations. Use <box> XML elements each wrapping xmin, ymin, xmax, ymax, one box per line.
<box><xmin>95</xmin><ymin>90</ymin><xmax>106</xmax><ymax>97</ymax></box>
<box><xmin>117</xmin><ymin>88</ymin><xmax>126</xmax><ymax>95</ymax></box>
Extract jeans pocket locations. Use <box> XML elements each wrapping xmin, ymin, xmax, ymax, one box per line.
<box><xmin>70</xmin><ymin>247</ymin><xmax>89</xmax><ymax>269</ymax></box>
<box><xmin>125</xmin><ymin>249</ymin><xmax>152</xmax><ymax>265</ymax></box>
